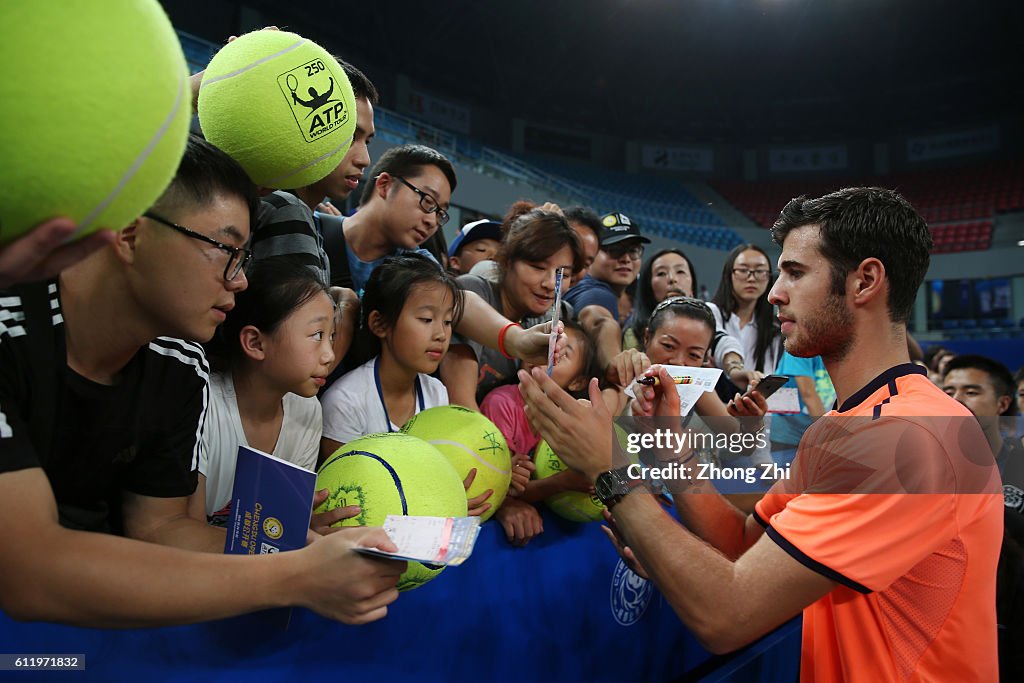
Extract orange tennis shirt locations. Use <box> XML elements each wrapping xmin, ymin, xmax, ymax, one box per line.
<box><xmin>754</xmin><ymin>363</ymin><xmax>1002</xmax><ymax>682</ymax></box>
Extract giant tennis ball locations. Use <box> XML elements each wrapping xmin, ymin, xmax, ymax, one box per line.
<box><xmin>533</xmin><ymin>440</ymin><xmax>607</xmax><ymax>522</ymax></box>
<box><xmin>0</xmin><ymin>0</ymin><xmax>191</xmax><ymax>246</ymax></box>
<box><xmin>316</xmin><ymin>433</ymin><xmax>467</xmax><ymax>591</ymax></box>
<box><xmin>198</xmin><ymin>30</ymin><xmax>356</xmax><ymax>189</ymax></box>
<box><xmin>533</xmin><ymin>425</ymin><xmax>636</xmax><ymax>522</ymax></box>
<box><xmin>403</xmin><ymin>406</ymin><xmax>511</xmax><ymax>522</ymax></box>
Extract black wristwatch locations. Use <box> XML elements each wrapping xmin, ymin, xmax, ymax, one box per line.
<box><xmin>595</xmin><ymin>465</ymin><xmax>647</xmax><ymax>510</ymax></box>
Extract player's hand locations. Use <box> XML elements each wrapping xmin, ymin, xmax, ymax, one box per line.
<box><xmin>0</xmin><ymin>218</ymin><xmax>115</xmax><ymax>289</ymax></box>
<box><xmin>495</xmin><ymin>497</ymin><xmax>544</xmax><ymax>547</ymax></box>
<box><xmin>309</xmin><ymin>488</ymin><xmax>361</xmax><ymax>536</ymax></box>
<box><xmin>294</xmin><ymin>527</ymin><xmax>405</xmax><ymax>625</ymax></box>
<box><xmin>464</xmin><ymin>468</ymin><xmax>493</xmax><ymax>517</ymax></box>
<box><xmin>519</xmin><ymin>369</ymin><xmax>612</xmax><ymax>482</ymax></box>
<box><xmin>604</xmin><ymin>349</ymin><xmax>650</xmax><ymax>388</ymax></box>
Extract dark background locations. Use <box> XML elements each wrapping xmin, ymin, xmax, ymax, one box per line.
<box><xmin>161</xmin><ymin>0</ymin><xmax>1024</xmax><ymax>145</ymax></box>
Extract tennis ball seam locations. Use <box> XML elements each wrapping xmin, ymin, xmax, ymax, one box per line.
<box><xmin>326</xmin><ymin>450</ymin><xmax>410</xmax><ymax>515</ymax></box>
<box><xmin>74</xmin><ymin>70</ymin><xmax>187</xmax><ymax>238</ymax></box>
<box><xmin>200</xmin><ymin>38</ymin><xmax>308</xmax><ymax>87</ymax></box>
<box><xmin>261</xmin><ymin>133</ymin><xmax>354</xmax><ymax>188</ymax></box>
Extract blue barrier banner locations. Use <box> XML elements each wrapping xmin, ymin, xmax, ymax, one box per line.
<box><xmin>0</xmin><ymin>509</ymin><xmax>799</xmax><ymax>682</ymax></box>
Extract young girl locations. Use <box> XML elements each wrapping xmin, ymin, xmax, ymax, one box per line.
<box><xmin>320</xmin><ymin>253</ymin><xmax>464</xmax><ymax>456</ymax></box>
<box><xmin>481</xmin><ymin>320</ymin><xmax>599</xmax><ymax>546</ymax></box>
<box><xmin>188</xmin><ymin>257</ymin><xmax>336</xmax><ymax>525</ymax></box>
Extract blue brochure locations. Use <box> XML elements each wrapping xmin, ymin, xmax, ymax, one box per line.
<box><xmin>224</xmin><ymin>446</ymin><xmax>316</xmax><ymax>555</ymax></box>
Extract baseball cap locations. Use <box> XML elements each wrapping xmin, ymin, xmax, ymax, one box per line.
<box><xmin>599</xmin><ymin>212</ymin><xmax>651</xmax><ymax>247</ymax></box>
<box><xmin>448</xmin><ymin>219</ymin><xmax>503</xmax><ymax>257</ymax></box>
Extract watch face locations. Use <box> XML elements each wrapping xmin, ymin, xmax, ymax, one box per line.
<box><xmin>596</xmin><ymin>469</ymin><xmax>627</xmax><ymax>500</ymax></box>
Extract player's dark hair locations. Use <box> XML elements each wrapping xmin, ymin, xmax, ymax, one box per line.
<box><xmin>771</xmin><ymin>186</ymin><xmax>932</xmax><ymax>325</ymax></box>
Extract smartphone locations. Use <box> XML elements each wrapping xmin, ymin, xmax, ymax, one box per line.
<box><xmin>746</xmin><ymin>374</ymin><xmax>790</xmax><ymax>400</ymax></box>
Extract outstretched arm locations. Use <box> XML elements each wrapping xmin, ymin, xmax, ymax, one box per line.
<box><xmin>0</xmin><ymin>468</ymin><xmax>405</xmax><ymax>628</ymax></box>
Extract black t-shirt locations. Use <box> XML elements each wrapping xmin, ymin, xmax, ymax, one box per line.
<box><xmin>0</xmin><ymin>282</ymin><xmax>206</xmax><ymax>533</ymax></box>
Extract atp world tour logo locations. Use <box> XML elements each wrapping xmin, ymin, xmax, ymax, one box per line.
<box><xmin>277</xmin><ymin>58</ymin><xmax>350</xmax><ymax>142</ymax></box>
<box><xmin>610</xmin><ymin>558</ymin><xmax>653</xmax><ymax>626</ymax></box>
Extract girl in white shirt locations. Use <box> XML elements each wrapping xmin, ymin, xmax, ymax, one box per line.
<box><xmin>320</xmin><ymin>253</ymin><xmax>463</xmax><ymax>456</ymax></box>
<box><xmin>188</xmin><ymin>257</ymin><xmax>336</xmax><ymax>523</ymax></box>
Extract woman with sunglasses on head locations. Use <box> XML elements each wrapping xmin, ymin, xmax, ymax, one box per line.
<box><xmin>626</xmin><ymin>297</ymin><xmax>767</xmax><ymax>429</ymax></box>
<box><xmin>707</xmin><ymin>244</ymin><xmax>783</xmax><ymax>383</ymax></box>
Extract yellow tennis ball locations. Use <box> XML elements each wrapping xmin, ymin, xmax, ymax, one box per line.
<box><xmin>533</xmin><ymin>440</ymin><xmax>607</xmax><ymax>522</ymax></box>
<box><xmin>198</xmin><ymin>30</ymin><xmax>356</xmax><ymax>189</ymax></box>
<box><xmin>533</xmin><ymin>426</ymin><xmax>635</xmax><ymax>522</ymax></box>
<box><xmin>316</xmin><ymin>433</ymin><xmax>467</xmax><ymax>592</ymax></box>
<box><xmin>0</xmin><ymin>0</ymin><xmax>190</xmax><ymax>246</ymax></box>
<box><xmin>403</xmin><ymin>406</ymin><xmax>511</xmax><ymax>523</ymax></box>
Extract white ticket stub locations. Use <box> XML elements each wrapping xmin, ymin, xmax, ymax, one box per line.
<box><xmin>354</xmin><ymin>516</ymin><xmax>481</xmax><ymax>566</ymax></box>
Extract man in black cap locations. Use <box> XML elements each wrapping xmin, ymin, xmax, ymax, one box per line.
<box><xmin>564</xmin><ymin>211</ymin><xmax>650</xmax><ymax>386</ymax></box>
<box><xmin>447</xmin><ymin>218</ymin><xmax>502</xmax><ymax>276</ymax></box>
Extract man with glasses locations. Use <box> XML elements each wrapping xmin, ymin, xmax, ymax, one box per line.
<box><xmin>0</xmin><ymin>136</ymin><xmax>407</xmax><ymax>627</ymax></box>
<box><xmin>337</xmin><ymin>144</ymin><xmax>455</xmax><ymax>297</ymax></box>
<box><xmin>565</xmin><ymin>212</ymin><xmax>651</xmax><ymax>386</ymax></box>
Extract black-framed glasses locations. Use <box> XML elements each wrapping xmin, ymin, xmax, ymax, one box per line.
<box><xmin>143</xmin><ymin>212</ymin><xmax>251</xmax><ymax>282</ymax></box>
<box><xmin>732</xmin><ymin>267</ymin><xmax>771</xmax><ymax>281</ymax></box>
<box><xmin>603</xmin><ymin>243</ymin><xmax>644</xmax><ymax>261</ymax></box>
<box><xmin>391</xmin><ymin>176</ymin><xmax>450</xmax><ymax>226</ymax></box>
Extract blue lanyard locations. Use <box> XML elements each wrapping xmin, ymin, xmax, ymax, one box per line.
<box><xmin>373</xmin><ymin>356</ymin><xmax>425</xmax><ymax>432</ymax></box>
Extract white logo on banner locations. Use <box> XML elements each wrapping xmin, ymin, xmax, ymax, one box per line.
<box><xmin>610</xmin><ymin>558</ymin><xmax>654</xmax><ymax>626</ymax></box>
